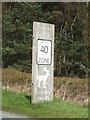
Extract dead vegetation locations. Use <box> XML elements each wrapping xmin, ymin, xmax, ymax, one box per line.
<box><xmin>2</xmin><ymin>68</ymin><xmax>88</xmax><ymax>106</ymax></box>
<box><xmin>54</xmin><ymin>77</ymin><xmax>88</xmax><ymax>106</ymax></box>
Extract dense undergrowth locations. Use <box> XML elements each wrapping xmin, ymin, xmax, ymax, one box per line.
<box><xmin>2</xmin><ymin>68</ymin><xmax>88</xmax><ymax>106</ymax></box>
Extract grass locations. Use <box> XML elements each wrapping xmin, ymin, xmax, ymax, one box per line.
<box><xmin>2</xmin><ymin>89</ymin><xmax>88</xmax><ymax>118</ymax></box>
<box><xmin>2</xmin><ymin>68</ymin><xmax>87</xmax><ymax>93</ymax></box>
<box><xmin>2</xmin><ymin>68</ymin><xmax>32</xmax><ymax>83</ymax></box>
<box><xmin>2</xmin><ymin>68</ymin><xmax>87</xmax><ymax>92</ymax></box>
<box><xmin>2</xmin><ymin>68</ymin><xmax>87</xmax><ymax>83</ymax></box>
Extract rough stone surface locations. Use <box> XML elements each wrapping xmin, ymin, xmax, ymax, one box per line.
<box><xmin>32</xmin><ymin>22</ymin><xmax>55</xmax><ymax>103</ymax></box>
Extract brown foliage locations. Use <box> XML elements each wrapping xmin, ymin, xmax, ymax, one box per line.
<box><xmin>2</xmin><ymin>68</ymin><xmax>88</xmax><ymax>106</ymax></box>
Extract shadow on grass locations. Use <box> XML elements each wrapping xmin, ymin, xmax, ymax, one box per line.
<box><xmin>25</xmin><ymin>95</ymin><xmax>32</xmax><ymax>104</ymax></box>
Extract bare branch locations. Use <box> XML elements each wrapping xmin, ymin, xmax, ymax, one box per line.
<box><xmin>71</xmin><ymin>9</ymin><xmax>78</xmax><ymax>31</ymax></box>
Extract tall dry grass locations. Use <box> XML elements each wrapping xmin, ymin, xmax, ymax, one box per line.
<box><xmin>2</xmin><ymin>68</ymin><xmax>88</xmax><ymax>106</ymax></box>
<box><xmin>2</xmin><ymin>68</ymin><xmax>32</xmax><ymax>93</ymax></box>
<box><xmin>2</xmin><ymin>68</ymin><xmax>32</xmax><ymax>83</ymax></box>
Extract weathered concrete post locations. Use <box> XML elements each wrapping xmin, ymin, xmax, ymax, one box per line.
<box><xmin>32</xmin><ymin>22</ymin><xmax>55</xmax><ymax>103</ymax></box>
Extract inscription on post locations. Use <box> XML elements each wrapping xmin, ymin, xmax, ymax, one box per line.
<box><xmin>37</xmin><ymin>39</ymin><xmax>52</xmax><ymax>65</ymax></box>
<box><xmin>37</xmin><ymin>67</ymin><xmax>50</xmax><ymax>101</ymax></box>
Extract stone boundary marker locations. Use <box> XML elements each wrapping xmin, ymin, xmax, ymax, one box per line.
<box><xmin>32</xmin><ymin>22</ymin><xmax>55</xmax><ymax>103</ymax></box>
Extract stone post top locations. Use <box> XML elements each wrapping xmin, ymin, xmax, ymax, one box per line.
<box><xmin>33</xmin><ymin>21</ymin><xmax>55</xmax><ymax>26</ymax></box>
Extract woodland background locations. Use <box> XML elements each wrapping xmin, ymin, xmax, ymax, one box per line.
<box><xmin>2</xmin><ymin>2</ymin><xmax>89</xmax><ymax>78</ymax></box>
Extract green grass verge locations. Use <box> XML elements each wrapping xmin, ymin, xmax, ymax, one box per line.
<box><xmin>2</xmin><ymin>89</ymin><xmax>88</xmax><ymax>118</ymax></box>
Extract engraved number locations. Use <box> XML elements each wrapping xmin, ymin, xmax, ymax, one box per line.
<box><xmin>40</xmin><ymin>46</ymin><xmax>48</xmax><ymax>53</ymax></box>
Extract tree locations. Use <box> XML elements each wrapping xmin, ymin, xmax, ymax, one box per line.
<box><xmin>2</xmin><ymin>2</ymin><xmax>88</xmax><ymax>78</ymax></box>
